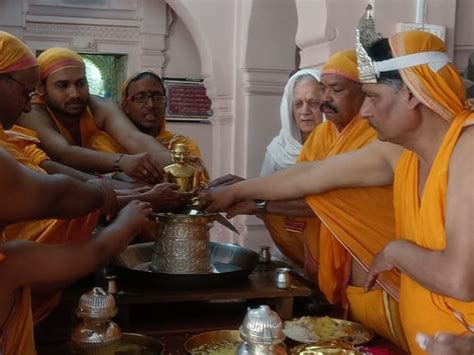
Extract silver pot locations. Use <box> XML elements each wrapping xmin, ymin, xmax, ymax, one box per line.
<box><xmin>237</xmin><ymin>305</ymin><xmax>286</xmax><ymax>355</ymax></box>
<box><xmin>150</xmin><ymin>212</ymin><xmax>217</xmax><ymax>274</ymax></box>
<box><xmin>71</xmin><ymin>288</ymin><xmax>122</xmax><ymax>354</ymax></box>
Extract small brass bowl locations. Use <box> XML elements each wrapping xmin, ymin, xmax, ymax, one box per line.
<box><xmin>290</xmin><ymin>340</ymin><xmax>363</xmax><ymax>355</ymax></box>
<box><xmin>184</xmin><ymin>330</ymin><xmax>242</xmax><ymax>354</ymax></box>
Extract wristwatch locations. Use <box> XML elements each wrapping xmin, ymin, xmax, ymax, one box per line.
<box><xmin>255</xmin><ymin>199</ymin><xmax>268</xmax><ymax>214</ymax></box>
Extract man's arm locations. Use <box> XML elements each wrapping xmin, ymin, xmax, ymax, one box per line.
<box><xmin>224</xmin><ymin>198</ymin><xmax>315</xmax><ymax>219</ymax></box>
<box><xmin>90</xmin><ymin>96</ymin><xmax>173</xmax><ymax>166</ymax></box>
<box><xmin>18</xmin><ymin>106</ymin><xmax>161</xmax><ymax>183</ymax></box>
<box><xmin>202</xmin><ymin>140</ymin><xmax>402</xmax><ymax>212</ymax></box>
<box><xmin>0</xmin><ymin>148</ymin><xmax>106</xmax><ymax>225</ymax></box>
<box><xmin>40</xmin><ymin>159</ymin><xmax>96</xmax><ymax>182</ymax></box>
<box><xmin>18</xmin><ymin>106</ymin><xmax>124</xmax><ymax>173</ymax></box>
<box><xmin>41</xmin><ymin>159</ymin><xmax>140</xmax><ymax>190</ymax></box>
<box><xmin>366</xmin><ymin>126</ymin><xmax>474</xmax><ymax>301</ymax></box>
<box><xmin>0</xmin><ymin>200</ymin><xmax>151</xmax><ymax>291</ymax></box>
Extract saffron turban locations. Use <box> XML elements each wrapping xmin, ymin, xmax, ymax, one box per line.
<box><xmin>389</xmin><ymin>31</ymin><xmax>465</xmax><ymax>122</ymax></box>
<box><xmin>37</xmin><ymin>47</ymin><xmax>84</xmax><ymax>80</ymax></box>
<box><xmin>322</xmin><ymin>49</ymin><xmax>360</xmax><ymax>83</ymax></box>
<box><xmin>0</xmin><ymin>31</ymin><xmax>37</xmax><ymax>74</ymax></box>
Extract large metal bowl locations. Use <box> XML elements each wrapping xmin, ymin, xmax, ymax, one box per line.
<box><xmin>112</xmin><ymin>242</ymin><xmax>259</xmax><ymax>290</ymax></box>
<box><xmin>184</xmin><ymin>330</ymin><xmax>242</xmax><ymax>354</ymax></box>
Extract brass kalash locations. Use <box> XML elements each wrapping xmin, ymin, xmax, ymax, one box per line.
<box><xmin>149</xmin><ymin>143</ymin><xmax>239</xmax><ymax>274</ymax></box>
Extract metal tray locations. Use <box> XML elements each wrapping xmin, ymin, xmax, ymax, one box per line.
<box><xmin>112</xmin><ymin>242</ymin><xmax>259</xmax><ymax>290</ymax></box>
<box><xmin>290</xmin><ymin>340</ymin><xmax>364</xmax><ymax>355</ymax></box>
<box><xmin>37</xmin><ymin>333</ymin><xmax>163</xmax><ymax>355</ymax></box>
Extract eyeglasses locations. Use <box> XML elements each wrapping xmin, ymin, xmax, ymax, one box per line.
<box><xmin>2</xmin><ymin>74</ymin><xmax>39</xmax><ymax>101</ymax></box>
<box><xmin>127</xmin><ymin>92</ymin><xmax>167</xmax><ymax>104</ymax></box>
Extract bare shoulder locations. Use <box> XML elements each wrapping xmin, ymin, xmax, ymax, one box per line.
<box><xmin>18</xmin><ymin>104</ymin><xmax>57</xmax><ymax>131</ymax></box>
<box><xmin>366</xmin><ymin>139</ymin><xmax>404</xmax><ymax>171</ymax></box>
<box><xmin>88</xmin><ymin>95</ymin><xmax>120</xmax><ymax>128</ymax></box>
<box><xmin>450</xmin><ymin>125</ymin><xmax>474</xmax><ymax>174</ymax></box>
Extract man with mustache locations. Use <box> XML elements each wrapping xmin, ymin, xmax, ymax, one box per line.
<box><xmin>17</xmin><ymin>47</ymin><xmax>175</xmax><ymax>184</ymax></box>
<box><xmin>207</xmin><ymin>50</ymin><xmax>407</xmax><ymax>349</ymax></box>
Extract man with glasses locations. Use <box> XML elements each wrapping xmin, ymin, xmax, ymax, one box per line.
<box><xmin>88</xmin><ymin>70</ymin><xmax>208</xmax><ymax>187</ymax></box>
<box><xmin>17</xmin><ymin>48</ymin><xmax>175</xmax><ymax>184</ymax></box>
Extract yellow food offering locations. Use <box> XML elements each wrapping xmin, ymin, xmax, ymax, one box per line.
<box><xmin>284</xmin><ymin>316</ymin><xmax>373</xmax><ymax>344</ymax></box>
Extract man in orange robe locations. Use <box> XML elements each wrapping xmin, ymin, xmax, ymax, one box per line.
<box><xmin>87</xmin><ymin>70</ymin><xmax>208</xmax><ymax>187</ymax></box>
<box><xmin>216</xmin><ymin>50</ymin><xmax>406</xmax><ymax>348</ymax></box>
<box><xmin>201</xmin><ymin>30</ymin><xmax>474</xmax><ymax>355</ymax></box>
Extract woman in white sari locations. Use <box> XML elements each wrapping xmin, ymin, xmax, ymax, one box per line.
<box><xmin>260</xmin><ymin>69</ymin><xmax>323</xmax><ymax>176</ymax></box>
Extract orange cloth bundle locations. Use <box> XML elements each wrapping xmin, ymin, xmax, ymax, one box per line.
<box><xmin>0</xmin><ymin>287</ymin><xmax>36</xmax><ymax>355</ymax></box>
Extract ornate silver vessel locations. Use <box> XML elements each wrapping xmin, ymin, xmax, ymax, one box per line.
<box><xmin>71</xmin><ymin>287</ymin><xmax>121</xmax><ymax>354</ymax></box>
<box><xmin>236</xmin><ymin>305</ymin><xmax>286</xmax><ymax>355</ymax></box>
<box><xmin>150</xmin><ymin>211</ymin><xmax>217</xmax><ymax>274</ymax></box>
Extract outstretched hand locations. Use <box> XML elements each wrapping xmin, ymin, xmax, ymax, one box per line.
<box><xmin>119</xmin><ymin>152</ymin><xmax>164</xmax><ymax>184</ymax></box>
<box><xmin>364</xmin><ymin>243</ymin><xmax>396</xmax><ymax>292</ymax></box>
<box><xmin>417</xmin><ymin>332</ymin><xmax>474</xmax><ymax>355</ymax></box>
<box><xmin>104</xmin><ymin>200</ymin><xmax>152</xmax><ymax>255</ymax></box>
<box><xmin>207</xmin><ymin>174</ymin><xmax>245</xmax><ymax>189</ymax></box>
<box><xmin>198</xmin><ymin>185</ymin><xmax>239</xmax><ymax>213</ymax></box>
<box><xmin>224</xmin><ymin>200</ymin><xmax>257</xmax><ymax>218</ymax></box>
<box><xmin>139</xmin><ymin>182</ymin><xmax>193</xmax><ymax>211</ymax></box>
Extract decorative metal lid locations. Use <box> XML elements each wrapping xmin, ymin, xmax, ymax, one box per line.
<box><xmin>239</xmin><ymin>305</ymin><xmax>285</xmax><ymax>345</ymax></box>
<box><xmin>76</xmin><ymin>287</ymin><xmax>117</xmax><ymax>320</ymax></box>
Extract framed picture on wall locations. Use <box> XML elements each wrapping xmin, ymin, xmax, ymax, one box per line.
<box><xmin>163</xmin><ymin>78</ymin><xmax>213</xmax><ymax>121</ymax></box>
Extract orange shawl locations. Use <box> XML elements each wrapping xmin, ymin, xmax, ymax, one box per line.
<box><xmin>301</xmin><ymin>117</ymin><xmax>399</xmax><ymax>303</ymax></box>
<box><xmin>0</xmin><ymin>286</ymin><xmax>36</xmax><ymax>355</ymax></box>
<box><xmin>262</xmin><ymin>215</ymin><xmax>321</xmax><ymax>268</ymax></box>
<box><xmin>0</xmin><ymin>125</ymin><xmax>100</xmax><ymax>246</ymax></box>
<box><xmin>0</xmin><ymin>125</ymin><xmax>99</xmax><ymax>322</ymax></box>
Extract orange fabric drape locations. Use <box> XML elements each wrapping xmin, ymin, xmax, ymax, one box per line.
<box><xmin>262</xmin><ymin>214</ymin><xmax>321</xmax><ymax>268</ymax></box>
<box><xmin>394</xmin><ymin>112</ymin><xmax>474</xmax><ymax>354</ymax></box>
<box><xmin>0</xmin><ymin>287</ymin><xmax>36</xmax><ymax>355</ymax></box>
<box><xmin>88</xmin><ymin>129</ymin><xmax>209</xmax><ymax>185</ymax></box>
<box><xmin>0</xmin><ymin>125</ymin><xmax>100</xmax><ymax>246</ymax></box>
<box><xmin>301</xmin><ymin>117</ymin><xmax>399</xmax><ymax>302</ymax></box>
<box><xmin>300</xmin><ymin>118</ymin><xmax>406</xmax><ymax>349</ymax></box>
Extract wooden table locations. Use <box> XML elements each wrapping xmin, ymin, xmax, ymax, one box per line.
<box><xmin>35</xmin><ymin>266</ymin><xmax>406</xmax><ymax>354</ymax></box>
<box><xmin>116</xmin><ymin>263</ymin><xmax>313</xmax><ymax>324</ymax></box>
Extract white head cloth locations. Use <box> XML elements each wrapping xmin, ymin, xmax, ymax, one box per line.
<box><xmin>260</xmin><ymin>69</ymin><xmax>322</xmax><ymax>176</ymax></box>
